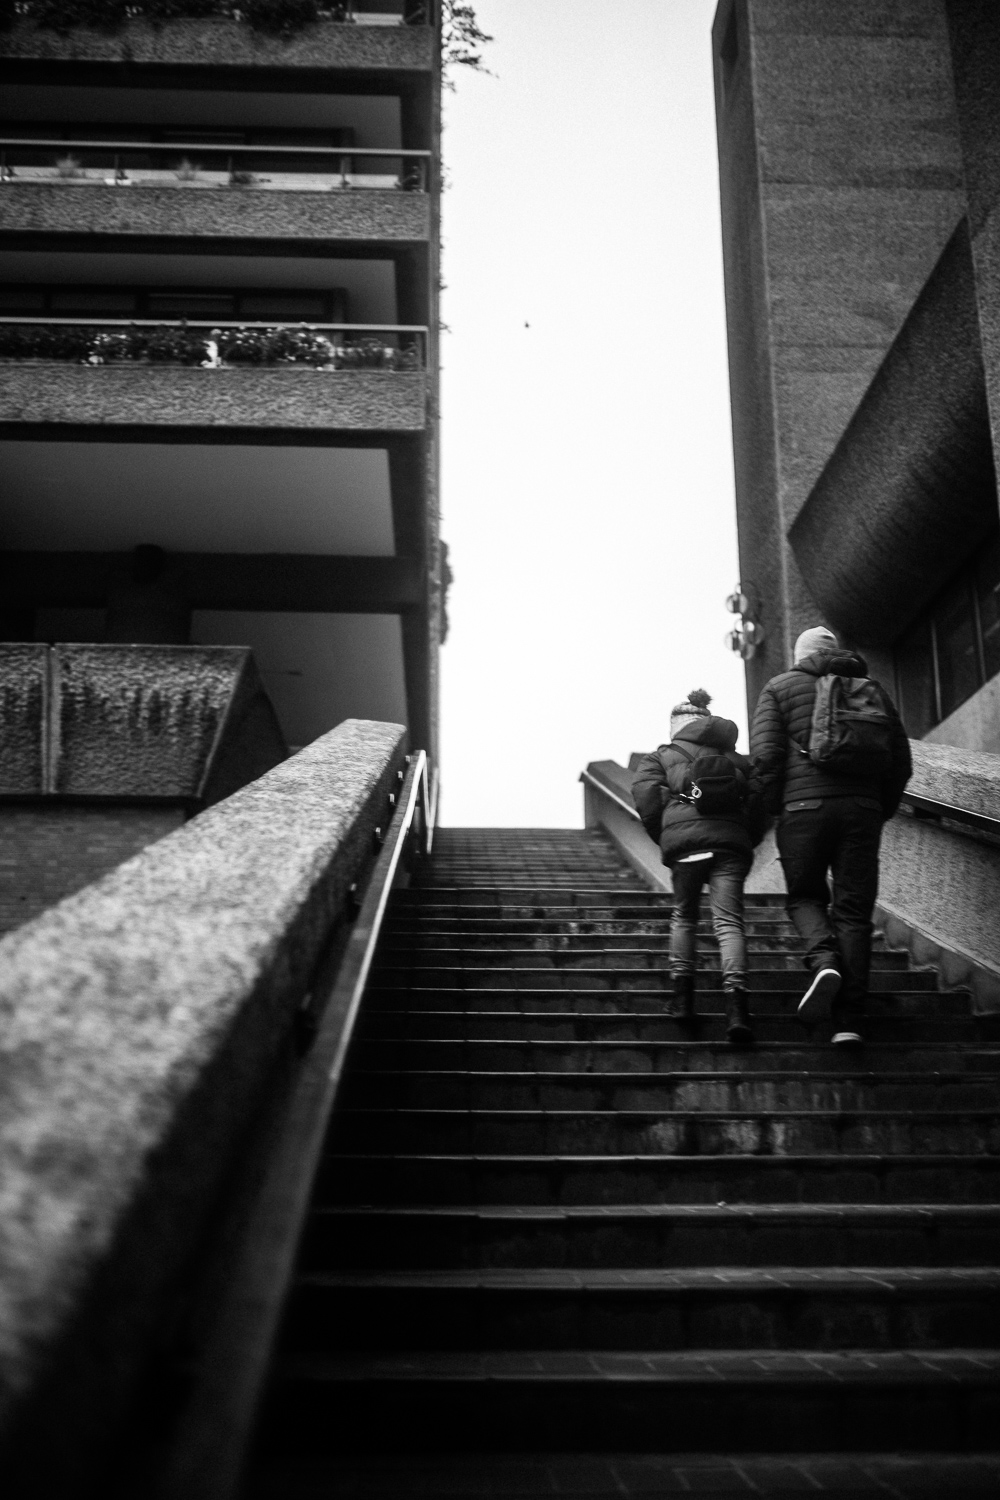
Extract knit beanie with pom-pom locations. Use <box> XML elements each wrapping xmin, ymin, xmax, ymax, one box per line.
<box><xmin>670</xmin><ymin>688</ymin><xmax>712</xmax><ymax>737</ymax></box>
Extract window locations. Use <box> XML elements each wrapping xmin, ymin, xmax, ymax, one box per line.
<box><xmin>894</xmin><ymin>527</ymin><xmax>1000</xmax><ymax>733</ymax></box>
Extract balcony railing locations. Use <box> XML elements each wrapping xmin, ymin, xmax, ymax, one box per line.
<box><xmin>0</xmin><ymin>318</ymin><xmax>427</xmax><ymax>370</ymax></box>
<box><xmin>0</xmin><ymin>139</ymin><xmax>432</xmax><ymax>193</ymax></box>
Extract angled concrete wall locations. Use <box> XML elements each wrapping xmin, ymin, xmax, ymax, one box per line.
<box><xmin>714</xmin><ymin>0</ymin><xmax>966</xmax><ymax>704</ymax></box>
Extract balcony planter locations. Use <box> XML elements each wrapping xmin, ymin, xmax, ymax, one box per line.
<box><xmin>0</xmin><ymin>16</ymin><xmax>435</xmax><ymax>72</ymax></box>
<box><xmin>0</xmin><ymin>180</ymin><xmax>430</xmax><ymax>240</ymax></box>
<box><xmin>0</xmin><ymin>363</ymin><xmax>427</xmax><ymax>431</ymax></box>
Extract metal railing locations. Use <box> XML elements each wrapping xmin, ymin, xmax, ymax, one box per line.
<box><xmin>898</xmin><ymin>788</ymin><xmax>1000</xmax><ymax>843</ymax></box>
<box><xmin>0</xmin><ymin>139</ymin><xmax>432</xmax><ymax>192</ymax></box>
<box><xmin>0</xmin><ymin>317</ymin><xmax>428</xmax><ymax>369</ymax></box>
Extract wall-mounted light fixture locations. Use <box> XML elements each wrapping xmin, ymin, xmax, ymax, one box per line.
<box><xmin>724</xmin><ymin>581</ymin><xmax>765</xmax><ymax>660</ymax></box>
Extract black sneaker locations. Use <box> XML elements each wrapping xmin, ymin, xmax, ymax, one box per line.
<box><xmin>832</xmin><ymin>1029</ymin><xmax>864</xmax><ymax>1048</ymax></box>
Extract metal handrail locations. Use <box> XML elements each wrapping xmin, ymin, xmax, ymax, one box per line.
<box><xmin>0</xmin><ymin>317</ymin><xmax>428</xmax><ymax>332</ymax></box>
<box><xmin>0</xmin><ymin>138</ymin><xmax>430</xmax><ymax>158</ymax></box>
<box><xmin>0</xmin><ymin>137</ymin><xmax>430</xmax><ymax>191</ymax></box>
<box><xmin>157</xmin><ymin>750</ymin><xmax>431</xmax><ymax>1500</ymax></box>
<box><xmin>898</xmin><ymin>789</ymin><xmax>1000</xmax><ymax>838</ymax></box>
<box><xmin>579</xmin><ymin>767</ymin><xmax>641</xmax><ymax>822</ymax></box>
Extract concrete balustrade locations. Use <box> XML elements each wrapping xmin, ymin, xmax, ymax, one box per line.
<box><xmin>876</xmin><ymin>741</ymin><xmax>1000</xmax><ymax>1011</ymax></box>
<box><xmin>0</xmin><ymin>717</ymin><xmax>406</xmax><ymax>1476</ymax></box>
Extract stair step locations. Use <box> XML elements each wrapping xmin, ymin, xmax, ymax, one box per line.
<box><xmin>260</xmin><ymin>1347</ymin><xmax>1000</xmax><ymax>1453</ymax></box>
<box><xmin>369</xmin><ymin>966</ymin><xmax>938</xmax><ymax>992</ymax></box>
<box><xmin>320</xmin><ymin>1152</ymin><xmax>1000</xmax><ymax>1206</ymax></box>
<box><xmin>247</xmin><ymin>1447</ymin><xmax>1000</xmax><ymax>1500</ymax></box>
<box><xmin>359</xmin><ymin>1006</ymin><xmax>977</xmax><ymax>1038</ymax></box>
<box><xmin>282</xmin><ymin>1266</ymin><xmax>1000</xmax><ymax>1353</ymax></box>
<box><xmin>328</xmin><ymin>1107</ymin><xmax>1000</xmax><ymax>1156</ymax></box>
<box><xmin>354</xmin><ymin>1038</ymin><xmax>999</xmax><ymax>1071</ymax></box>
<box><xmin>302</xmin><ymin>1203</ymin><xmax>1000</xmax><ymax>1271</ymax></box>
<box><xmin>343</xmin><ymin>1067</ymin><xmax>1000</xmax><ymax>1111</ymax></box>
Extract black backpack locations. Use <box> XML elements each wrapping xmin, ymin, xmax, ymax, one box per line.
<box><xmin>670</xmin><ymin>741</ymin><xmax>747</xmax><ymax>817</ymax></box>
<box><xmin>798</xmin><ymin>674</ymin><xmax>894</xmax><ymax>778</ymax></box>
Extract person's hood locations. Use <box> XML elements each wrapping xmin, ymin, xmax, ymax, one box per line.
<box><xmin>794</xmin><ymin>647</ymin><xmax>868</xmax><ymax>678</ymax></box>
<box><xmin>671</xmin><ymin>715</ymin><xmax>740</xmax><ymax>753</ymax></box>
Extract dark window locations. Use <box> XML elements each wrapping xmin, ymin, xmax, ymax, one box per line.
<box><xmin>146</xmin><ymin>292</ymin><xmax>236</xmax><ymax>320</ymax></box>
<box><xmin>239</xmin><ymin>294</ymin><xmax>328</xmax><ymax>322</ymax></box>
<box><xmin>976</xmin><ymin>533</ymin><xmax>1000</xmax><ymax>680</ymax></box>
<box><xmin>719</xmin><ymin>6</ymin><xmax>739</xmax><ymax>99</ymax></box>
<box><xmin>935</xmin><ymin>574</ymin><xmax>981</xmax><ymax>718</ymax></box>
<box><xmin>51</xmin><ymin>289</ymin><xmax>137</xmax><ymax>315</ymax></box>
<box><xmin>894</xmin><ymin>525</ymin><xmax>1000</xmax><ymax>733</ymax></box>
<box><xmin>895</xmin><ymin>618</ymin><xmax>937</xmax><ymax>739</ymax></box>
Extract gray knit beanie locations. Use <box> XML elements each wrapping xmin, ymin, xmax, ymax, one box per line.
<box><xmin>670</xmin><ymin>688</ymin><xmax>712</xmax><ymax>737</ymax></box>
<box><xmin>793</xmin><ymin>626</ymin><xmax>838</xmax><ymax>664</ymax></box>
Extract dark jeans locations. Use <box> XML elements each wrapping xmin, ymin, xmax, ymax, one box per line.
<box><xmin>775</xmin><ymin>796</ymin><xmax>883</xmax><ymax>1014</ymax></box>
<box><xmin>669</xmin><ymin>850</ymin><xmax>751</xmax><ymax>992</ymax></box>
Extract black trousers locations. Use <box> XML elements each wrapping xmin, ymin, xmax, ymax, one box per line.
<box><xmin>775</xmin><ymin>797</ymin><xmax>884</xmax><ymax>1012</ymax></box>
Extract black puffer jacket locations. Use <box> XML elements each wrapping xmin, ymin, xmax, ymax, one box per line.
<box><xmin>631</xmin><ymin>715</ymin><xmax>765</xmax><ymax>867</ymax></box>
<box><xmin>750</xmin><ymin>648</ymin><xmax>912</xmax><ymax>816</ymax></box>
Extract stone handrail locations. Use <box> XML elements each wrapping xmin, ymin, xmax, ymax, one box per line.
<box><xmin>0</xmin><ymin>718</ymin><xmax>407</xmax><ymax>1486</ymax></box>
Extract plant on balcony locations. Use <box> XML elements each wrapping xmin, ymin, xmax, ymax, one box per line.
<box><xmin>0</xmin><ymin>1</ymin><xmax>353</xmax><ymax>35</ymax></box>
<box><xmin>0</xmin><ymin>320</ymin><xmax>421</xmax><ymax>370</ymax></box>
<box><xmin>55</xmin><ymin>153</ymin><xmax>84</xmax><ymax>178</ymax></box>
<box><xmin>173</xmin><ymin>157</ymin><xmax>200</xmax><ymax>181</ymax></box>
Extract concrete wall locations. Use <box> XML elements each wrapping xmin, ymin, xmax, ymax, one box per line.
<box><xmin>0</xmin><ymin>717</ymin><xmax>406</xmax><ymax>1488</ymax></box>
<box><xmin>714</xmin><ymin>0</ymin><xmax>966</xmax><ymax>705</ymax></box>
<box><xmin>0</xmin><ymin>183</ymin><xmax>431</xmax><ymax>245</ymax></box>
<box><xmin>0</xmin><ymin>16</ymin><xmax>434</xmax><ymax>71</ymax></box>
<box><xmin>0</xmin><ymin>366</ymin><xmax>427</xmax><ymax>432</ymax></box>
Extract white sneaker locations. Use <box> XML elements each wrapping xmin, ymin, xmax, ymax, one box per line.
<box><xmin>797</xmin><ymin>967</ymin><xmax>842</xmax><ymax>1021</ymax></box>
<box><xmin>832</xmin><ymin>1030</ymin><xmax>864</xmax><ymax>1047</ymax></box>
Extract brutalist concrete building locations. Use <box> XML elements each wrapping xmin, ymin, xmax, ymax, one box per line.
<box><xmin>714</xmin><ymin>0</ymin><xmax>1000</xmax><ymax>753</ymax></box>
<box><xmin>0</xmin><ymin>0</ymin><xmax>441</xmax><ymax>924</ymax></box>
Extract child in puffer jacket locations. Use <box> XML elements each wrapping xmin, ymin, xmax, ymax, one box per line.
<box><xmin>632</xmin><ymin>689</ymin><xmax>765</xmax><ymax>1046</ymax></box>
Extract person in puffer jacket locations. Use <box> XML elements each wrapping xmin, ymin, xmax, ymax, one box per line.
<box><xmin>751</xmin><ymin>625</ymin><xmax>912</xmax><ymax>1047</ymax></box>
<box><xmin>632</xmin><ymin>689</ymin><xmax>765</xmax><ymax>1046</ymax></box>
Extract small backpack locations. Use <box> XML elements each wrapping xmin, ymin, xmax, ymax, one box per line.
<box><xmin>671</xmin><ymin>741</ymin><xmax>747</xmax><ymax>817</ymax></box>
<box><xmin>800</xmin><ymin>674</ymin><xmax>894</xmax><ymax>777</ymax></box>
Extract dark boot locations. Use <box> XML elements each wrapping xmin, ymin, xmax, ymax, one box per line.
<box><xmin>725</xmin><ymin>988</ymin><xmax>754</xmax><ymax>1047</ymax></box>
<box><xmin>672</xmin><ymin>974</ymin><xmax>696</xmax><ymax>1023</ymax></box>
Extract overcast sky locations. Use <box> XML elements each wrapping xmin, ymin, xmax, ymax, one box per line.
<box><xmin>438</xmin><ymin>0</ymin><xmax>744</xmax><ymax>827</ymax></box>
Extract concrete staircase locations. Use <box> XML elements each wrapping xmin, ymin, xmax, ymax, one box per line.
<box><xmin>251</xmin><ymin>828</ymin><xmax>1000</xmax><ymax>1498</ymax></box>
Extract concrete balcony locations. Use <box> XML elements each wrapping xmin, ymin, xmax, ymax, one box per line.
<box><xmin>0</xmin><ymin>16</ymin><xmax>435</xmax><ymax>74</ymax></box>
<box><xmin>0</xmin><ymin>181</ymin><xmax>430</xmax><ymax>245</ymax></box>
<box><xmin>0</xmin><ymin>363</ymin><xmax>426</xmax><ymax>432</ymax></box>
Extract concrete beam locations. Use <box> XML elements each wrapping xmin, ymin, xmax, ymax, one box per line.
<box><xmin>0</xmin><ymin>367</ymin><xmax>427</xmax><ymax>434</ymax></box>
<box><xmin>0</xmin><ymin>552</ymin><xmax>424</xmax><ymax>614</ymax></box>
<box><xmin>788</xmin><ymin>221</ymin><xmax>998</xmax><ymax>644</ymax></box>
<box><xmin>0</xmin><ymin>717</ymin><xmax>407</xmax><ymax>1489</ymax></box>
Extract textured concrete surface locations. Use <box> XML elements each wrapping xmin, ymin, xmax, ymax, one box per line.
<box><xmin>715</xmin><ymin>0</ymin><xmax>965</xmax><ymax>703</ymax></box>
<box><xmin>0</xmin><ymin>643</ymin><xmax>286</xmax><ymax>800</ymax></box>
<box><xmin>0</xmin><ymin>183</ymin><xmax>430</xmax><ymax>244</ymax></box>
<box><xmin>789</xmin><ymin>222</ymin><xmax>997</xmax><ymax>642</ymax></box>
<box><xmin>0</xmin><ymin>645</ymin><xmax>47</xmax><ymax>795</ymax></box>
<box><xmin>906</xmin><ymin>737</ymin><xmax>1000</xmax><ymax>820</ymax></box>
<box><xmin>0</xmin><ymin>717</ymin><xmax>406</xmax><ymax>1466</ymax></box>
<box><xmin>0</xmin><ymin>17</ymin><xmax>433</xmax><ymax>71</ymax></box>
<box><xmin>946</xmin><ymin>1</ymin><xmax>1000</xmax><ymax>522</ymax></box>
<box><xmin>0</xmin><ymin>366</ymin><xmax>427</xmax><ymax>432</ymax></box>
<box><xmin>0</xmin><ymin>806</ymin><xmax>184</xmax><ymax>936</ymax></box>
<box><xmin>926</xmin><ymin>672</ymin><xmax>1000</xmax><ymax>754</ymax></box>
<box><xmin>582</xmin><ymin>761</ymin><xmax>671</xmax><ymax>895</ymax></box>
<box><xmin>877</xmin><ymin>738</ymin><xmax>1000</xmax><ymax>1010</ymax></box>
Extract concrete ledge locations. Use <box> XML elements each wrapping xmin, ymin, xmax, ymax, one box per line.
<box><xmin>0</xmin><ymin>365</ymin><xmax>426</xmax><ymax>432</ymax></box>
<box><xmin>0</xmin><ymin>183</ymin><xmax>431</xmax><ymax>244</ymax></box>
<box><xmin>0</xmin><ymin>717</ymin><xmax>406</xmax><ymax>1478</ymax></box>
<box><xmin>0</xmin><ymin>643</ymin><xmax>287</xmax><ymax>800</ymax></box>
<box><xmin>0</xmin><ymin>17</ymin><xmax>434</xmax><ymax>72</ymax></box>
<box><xmin>907</xmin><ymin>737</ymin><xmax>1000</xmax><ymax>820</ymax></box>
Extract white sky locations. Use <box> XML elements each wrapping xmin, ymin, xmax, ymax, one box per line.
<box><xmin>438</xmin><ymin>0</ymin><xmax>746</xmax><ymax>827</ymax></box>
